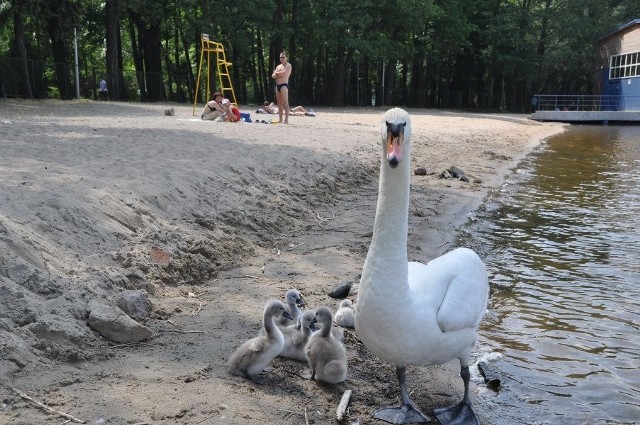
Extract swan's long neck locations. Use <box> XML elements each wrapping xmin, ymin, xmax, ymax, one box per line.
<box><xmin>264</xmin><ymin>310</ymin><xmax>281</xmax><ymax>340</ymax></box>
<box><xmin>360</xmin><ymin>148</ymin><xmax>410</xmax><ymax>300</ymax></box>
<box><xmin>319</xmin><ymin>317</ymin><xmax>332</xmax><ymax>338</ymax></box>
<box><xmin>302</xmin><ymin>323</ymin><xmax>313</xmax><ymax>338</ymax></box>
<box><xmin>289</xmin><ymin>302</ymin><xmax>300</xmax><ymax>319</ymax></box>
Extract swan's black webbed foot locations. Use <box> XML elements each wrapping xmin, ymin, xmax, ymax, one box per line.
<box><xmin>373</xmin><ymin>402</ymin><xmax>430</xmax><ymax>424</ymax></box>
<box><xmin>433</xmin><ymin>401</ymin><xmax>480</xmax><ymax>425</ymax></box>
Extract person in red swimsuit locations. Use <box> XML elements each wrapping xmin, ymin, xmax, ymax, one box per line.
<box><xmin>222</xmin><ymin>99</ymin><xmax>241</xmax><ymax>122</ymax></box>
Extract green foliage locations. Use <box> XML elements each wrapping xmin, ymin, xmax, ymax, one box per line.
<box><xmin>47</xmin><ymin>85</ymin><xmax>60</xmax><ymax>97</ymax></box>
<box><xmin>1</xmin><ymin>0</ymin><xmax>639</xmax><ymax>109</ymax></box>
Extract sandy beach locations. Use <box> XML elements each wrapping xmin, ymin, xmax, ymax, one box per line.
<box><xmin>0</xmin><ymin>99</ymin><xmax>564</xmax><ymax>424</ymax></box>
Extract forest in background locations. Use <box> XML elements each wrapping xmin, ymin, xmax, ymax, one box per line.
<box><xmin>1</xmin><ymin>0</ymin><xmax>638</xmax><ymax>111</ymax></box>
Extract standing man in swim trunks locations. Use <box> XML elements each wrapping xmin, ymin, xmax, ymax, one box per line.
<box><xmin>272</xmin><ymin>51</ymin><xmax>292</xmax><ymax>124</ymax></box>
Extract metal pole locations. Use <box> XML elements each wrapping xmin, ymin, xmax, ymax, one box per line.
<box><xmin>74</xmin><ymin>27</ymin><xmax>80</xmax><ymax>98</ymax></box>
<box><xmin>382</xmin><ymin>61</ymin><xmax>385</xmax><ymax>106</ymax></box>
<box><xmin>357</xmin><ymin>57</ymin><xmax>360</xmax><ymax>107</ymax></box>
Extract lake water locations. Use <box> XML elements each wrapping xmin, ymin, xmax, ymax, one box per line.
<box><xmin>457</xmin><ymin>125</ymin><xmax>640</xmax><ymax>425</ymax></box>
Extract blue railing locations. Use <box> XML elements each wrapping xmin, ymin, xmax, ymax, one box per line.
<box><xmin>533</xmin><ymin>95</ymin><xmax>640</xmax><ymax>112</ymax></box>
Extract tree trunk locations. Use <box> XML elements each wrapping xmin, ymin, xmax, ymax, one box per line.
<box><xmin>332</xmin><ymin>48</ymin><xmax>347</xmax><ymax>106</ymax></box>
<box><xmin>46</xmin><ymin>15</ymin><xmax>71</xmax><ymax>99</ymax></box>
<box><xmin>105</xmin><ymin>0</ymin><xmax>122</xmax><ymax>100</ymax></box>
<box><xmin>289</xmin><ymin>0</ymin><xmax>299</xmax><ymax>101</ymax></box>
<box><xmin>13</xmin><ymin>1</ymin><xmax>33</xmax><ymax>98</ymax></box>
<box><xmin>128</xmin><ymin>17</ymin><xmax>145</xmax><ymax>100</ymax></box>
<box><xmin>164</xmin><ymin>38</ymin><xmax>174</xmax><ymax>101</ymax></box>
<box><xmin>255</xmin><ymin>27</ymin><xmax>268</xmax><ymax>102</ymax></box>
<box><xmin>141</xmin><ymin>22</ymin><xmax>164</xmax><ymax>101</ymax></box>
<box><xmin>383</xmin><ymin>60</ymin><xmax>394</xmax><ymax>106</ymax></box>
<box><xmin>117</xmin><ymin>23</ymin><xmax>129</xmax><ymax>100</ymax></box>
<box><xmin>179</xmin><ymin>28</ymin><xmax>195</xmax><ymax>102</ymax></box>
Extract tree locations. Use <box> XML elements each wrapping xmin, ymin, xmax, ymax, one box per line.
<box><xmin>105</xmin><ymin>0</ymin><xmax>124</xmax><ymax>100</ymax></box>
<box><xmin>42</xmin><ymin>0</ymin><xmax>86</xmax><ymax>99</ymax></box>
<box><xmin>128</xmin><ymin>0</ymin><xmax>166</xmax><ymax>101</ymax></box>
<box><xmin>8</xmin><ymin>0</ymin><xmax>34</xmax><ymax>98</ymax></box>
<box><xmin>1</xmin><ymin>0</ymin><xmax>639</xmax><ymax>109</ymax></box>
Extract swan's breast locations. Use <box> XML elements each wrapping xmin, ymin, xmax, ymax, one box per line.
<box><xmin>356</xmin><ymin>248</ymin><xmax>488</xmax><ymax>365</ymax></box>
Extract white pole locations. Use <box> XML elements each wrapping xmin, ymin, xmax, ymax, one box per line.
<box><xmin>357</xmin><ymin>56</ymin><xmax>360</xmax><ymax>107</ymax></box>
<box><xmin>356</xmin><ymin>50</ymin><xmax>360</xmax><ymax>106</ymax></box>
<box><xmin>382</xmin><ymin>61</ymin><xmax>385</xmax><ymax>106</ymax></box>
<box><xmin>74</xmin><ymin>27</ymin><xmax>80</xmax><ymax>99</ymax></box>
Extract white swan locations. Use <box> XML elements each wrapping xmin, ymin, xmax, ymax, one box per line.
<box><xmin>334</xmin><ymin>299</ymin><xmax>355</xmax><ymax>328</ymax></box>
<box><xmin>354</xmin><ymin>108</ymin><xmax>489</xmax><ymax>425</ymax></box>
<box><xmin>227</xmin><ymin>299</ymin><xmax>292</xmax><ymax>382</ymax></box>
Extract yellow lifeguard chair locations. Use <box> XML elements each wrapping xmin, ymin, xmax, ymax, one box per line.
<box><xmin>193</xmin><ymin>34</ymin><xmax>238</xmax><ymax>116</ymax></box>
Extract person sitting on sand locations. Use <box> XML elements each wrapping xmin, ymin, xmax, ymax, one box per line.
<box><xmin>201</xmin><ymin>92</ymin><xmax>225</xmax><ymax>121</ymax></box>
<box><xmin>222</xmin><ymin>99</ymin><xmax>241</xmax><ymax>122</ymax></box>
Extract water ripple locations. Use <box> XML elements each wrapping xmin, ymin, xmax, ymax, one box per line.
<box><xmin>458</xmin><ymin>126</ymin><xmax>640</xmax><ymax>424</ymax></box>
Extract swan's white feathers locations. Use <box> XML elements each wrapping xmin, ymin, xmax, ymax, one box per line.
<box><xmin>380</xmin><ymin>107</ymin><xmax>412</xmax><ymax>144</ymax></box>
<box><xmin>355</xmin><ymin>107</ymin><xmax>489</xmax><ymax>368</ymax></box>
<box><xmin>408</xmin><ymin>248</ymin><xmax>488</xmax><ymax>333</ymax></box>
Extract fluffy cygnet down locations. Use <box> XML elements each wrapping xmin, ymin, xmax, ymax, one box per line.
<box><xmin>279</xmin><ymin>309</ymin><xmax>317</xmax><ymax>362</ymax></box>
<box><xmin>276</xmin><ymin>288</ymin><xmax>306</xmax><ymax>327</ymax></box>
<box><xmin>227</xmin><ymin>299</ymin><xmax>292</xmax><ymax>382</ymax></box>
<box><xmin>305</xmin><ymin>306</ymin><xmax>348</xmax><ymax>384</ymax></box>
<box><xmin>334</xmin><ymin>299</ymin><xmax>355</xmax><ymax>328</ymax></box>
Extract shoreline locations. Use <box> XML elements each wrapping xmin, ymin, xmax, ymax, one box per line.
<box><xmin>0</xmin><ymin>99</ymin><xmax>566</xmax><ymax>424</ymax></box>
<box><xmin>400</xmin><ymin>109</ymin><xmax>566</xmax><ymax>259</ymax></box>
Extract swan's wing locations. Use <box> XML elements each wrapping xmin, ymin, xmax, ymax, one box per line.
<box><xmin>409</xmin><ymin>247</ymin><xmax>489</xmax><ymax>333</ymax></box>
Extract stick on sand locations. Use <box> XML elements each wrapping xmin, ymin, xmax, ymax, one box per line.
<box><xmin>8</xmin><ymin>384</ymin><xmax>86</xmax><ymax>423</ymax></box>
<box><xmin>336</xmin><ymin>389</ymin><xmax>352</xmax><ymax>421</ymax></box>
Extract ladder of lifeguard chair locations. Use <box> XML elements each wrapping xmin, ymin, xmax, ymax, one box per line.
<box><xmin>193</xmin><ymin>34</ymin><xmax>238</xmax><ymax>116</ymax></box>
<box><xmin>215</xmin><ymin>45</ymin><xmax>237</xmax><ymax>106</ymax></box>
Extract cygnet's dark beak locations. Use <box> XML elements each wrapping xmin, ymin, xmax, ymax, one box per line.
<box><xmin>296</xmin><ymin>296</ymin><xmax>306</xmax><ymax>307</ymax></box>
<box><xmin>283</xmin><ymin>311</ymin><xmax>293</xmax><ymax>320</ymax></box>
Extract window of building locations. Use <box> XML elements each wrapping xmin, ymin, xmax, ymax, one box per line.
<box><xmin>610</xmin><ymin>51</ymin><xmax>640</xmax><ymax>79</ymax></box>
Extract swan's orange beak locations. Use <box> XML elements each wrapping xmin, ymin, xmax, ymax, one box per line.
<box><xmin>385</xmin><ymin>121</ymin><xmax>406</xmax><ymax>168</ymax></box>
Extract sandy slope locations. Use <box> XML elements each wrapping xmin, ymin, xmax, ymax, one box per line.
<box><xmin>0</xmin><ymin>99</ymin><xmax>564</xmax><ymax>424</ymax></box>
